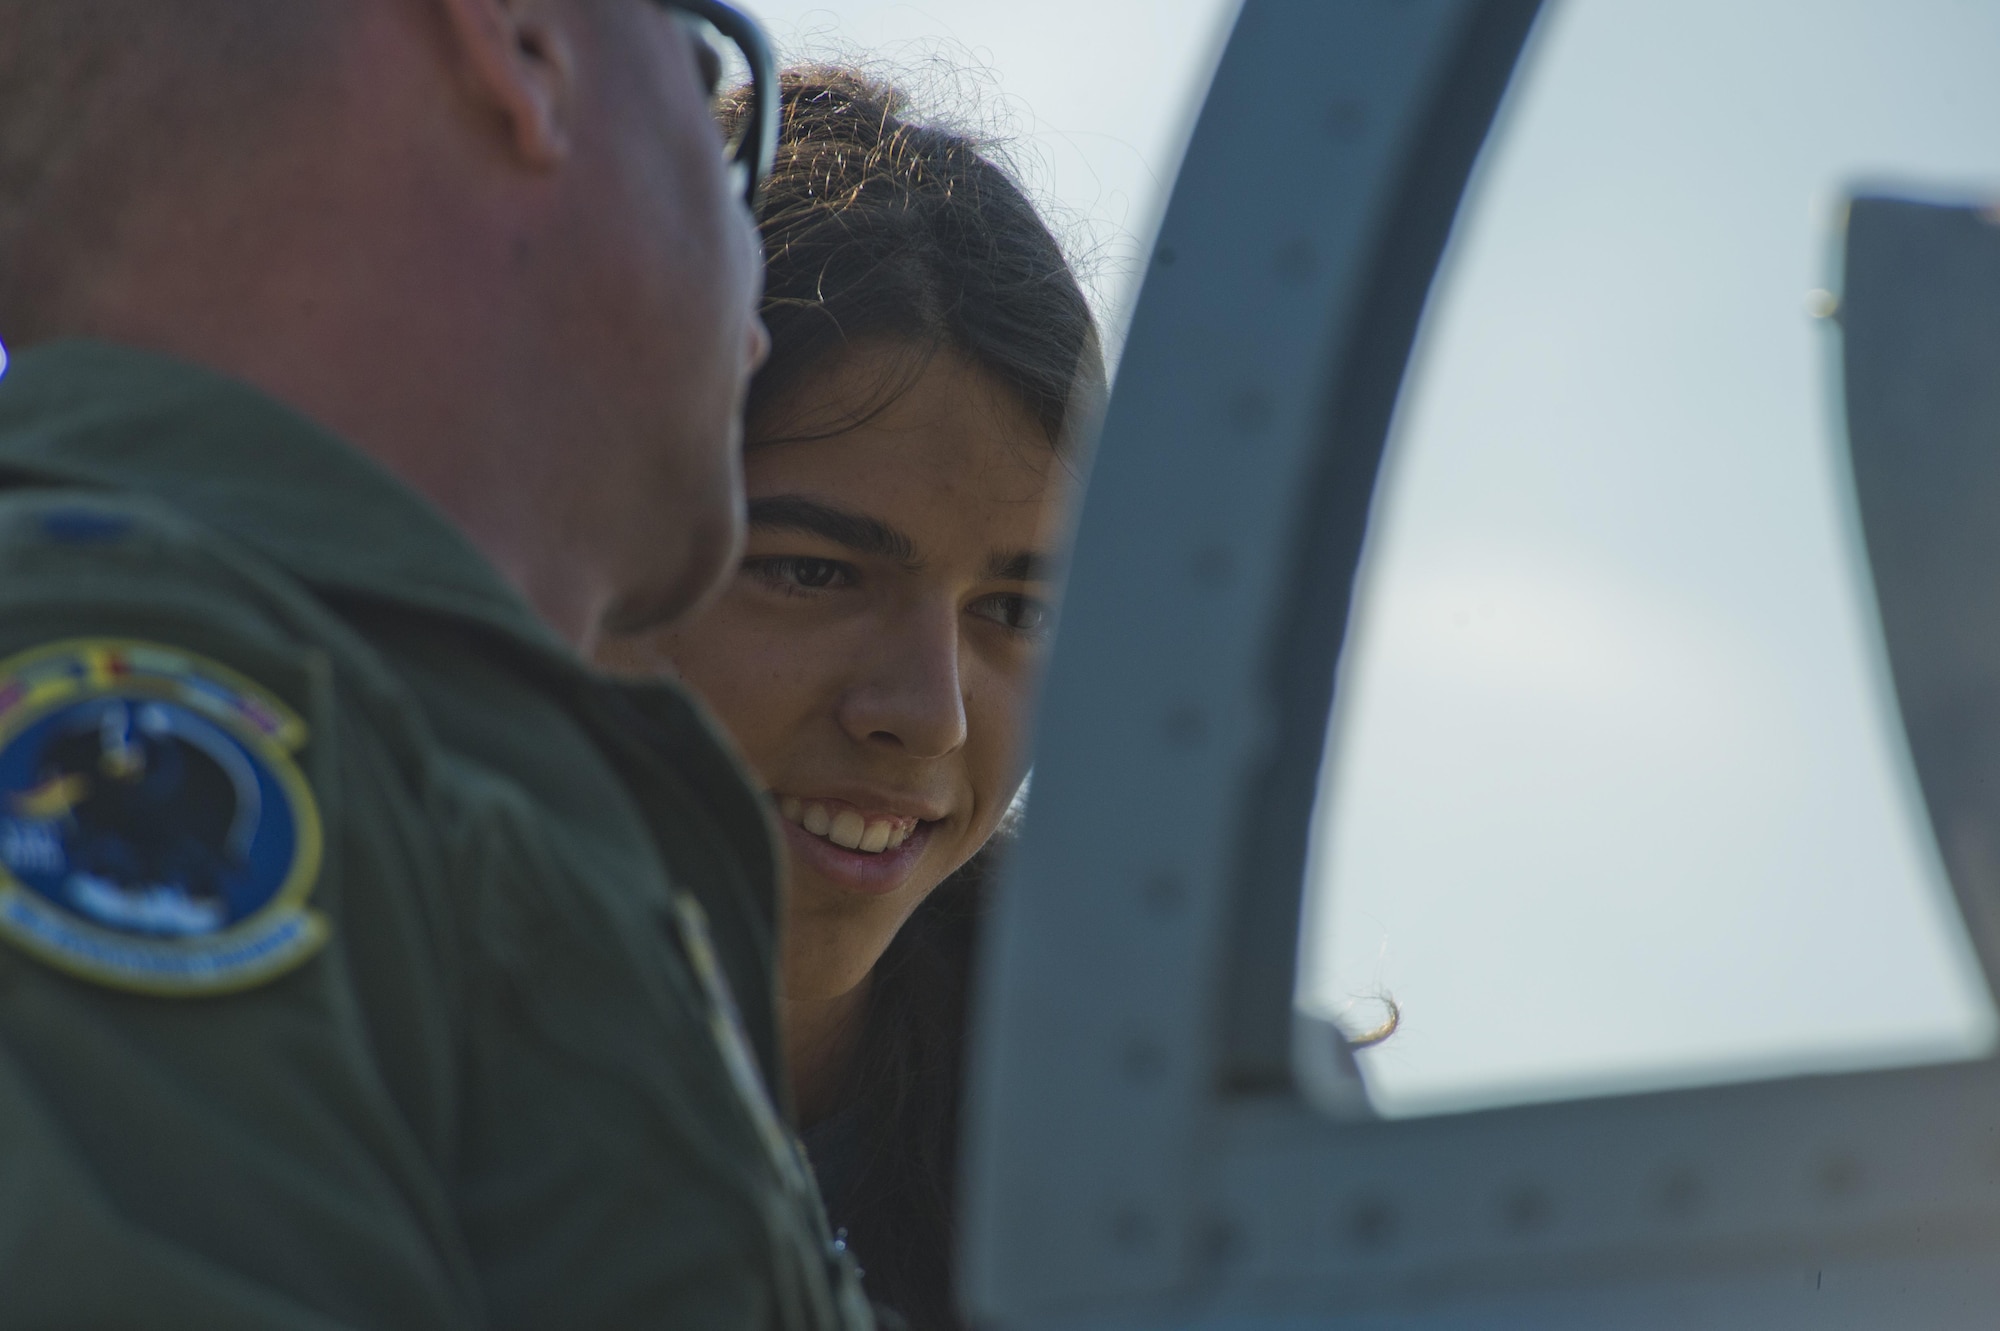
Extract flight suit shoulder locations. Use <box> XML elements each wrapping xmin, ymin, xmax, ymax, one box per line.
<box><xmin>0</xmin><ymin>487</ymin><xmax>354</xmax><ymax>996</ymax></box>
<box><xmin>0</xmin><ymin>488</ymin><xmax>322</xmax><ymax>645</ymax></box>
<box><xmin>0</xmin><ymin>484</ymin><xmax>481</xmax><ymax>1321</ymax></box>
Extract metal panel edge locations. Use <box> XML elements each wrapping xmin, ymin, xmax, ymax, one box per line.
<box><xmin>959</xmin><ymin>1</ymin><xmax>1539</xmax><ymax>1322</ymax></box>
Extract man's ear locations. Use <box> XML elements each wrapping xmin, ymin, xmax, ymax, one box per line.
<box><xmin>431</xmin><ymin>0</ymin><xmax>575</xmax><ymax>168</ymax></box>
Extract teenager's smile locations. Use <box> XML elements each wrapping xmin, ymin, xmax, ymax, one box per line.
<box><xmin>595</xmin><ymin>343</ymin><xmax>1076</xmax><ymax>999</ymax></box>
<box><xmin>775</xmin><ymin>795</ymin><xmax>926</xmax><ymax>854</ymax></box>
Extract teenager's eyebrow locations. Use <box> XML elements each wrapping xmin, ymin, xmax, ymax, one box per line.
<box><xmin>985</xmin><ymin>550</ymin><xmax>1054</xmax><ymax>582</ymax></box>
<box><xmin>747</xmin><ymin>496</ymin><xmax>919</xmax><ymax>566</ymax></box>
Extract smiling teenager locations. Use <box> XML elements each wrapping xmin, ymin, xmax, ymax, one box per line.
<box><xmin>596</xmin><ymin>68</ymin><xmax>1104</xmax><ymax>1328</ymax></box>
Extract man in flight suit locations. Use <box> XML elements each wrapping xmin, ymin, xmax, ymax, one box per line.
<box><xmin>0</xmin><ymin>1</ymin><xmax>871</xmax><ymax>1326</ymax></box>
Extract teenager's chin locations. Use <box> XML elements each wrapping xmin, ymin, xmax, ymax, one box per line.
<box><xmin>780</xmin><ymin>816</ymin><xmax>939</xmax><ymax>898</ymax></box>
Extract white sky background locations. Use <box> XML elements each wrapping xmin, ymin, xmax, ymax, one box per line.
<box><xmin>735</xmin><ymin>0</ymin><xmax>1245</xmax><ymax>356</ymax></box>
<box><xmin>1301</xmin><ymin>0</ymin><xmax>2000</xmax><ymax>1117</ymax></box>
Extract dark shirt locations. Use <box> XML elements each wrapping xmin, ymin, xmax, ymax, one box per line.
<box><xmin>799</xmin><ymin>867</ymin><xmax>990</xmax><ymax>1331</ymax></box>
<box><xmin>803</xmin><ymin>1099</ymin><xmax>873</xmax><ymax>1230</ymax></box>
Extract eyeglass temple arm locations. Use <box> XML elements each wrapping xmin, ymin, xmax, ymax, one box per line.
<box><xmin>670</xmin><ymin>0</ymin><xmax>779</xmax><ymax>209</ymax></box>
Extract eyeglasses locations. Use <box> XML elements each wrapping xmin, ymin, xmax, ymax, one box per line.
<box><xmin>661</xmin><ymin>0</ymin><xmax>778</xmax><ymax>212</ymax></box>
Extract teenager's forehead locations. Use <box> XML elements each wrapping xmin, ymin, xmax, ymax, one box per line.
<box><xmin>744</xmin><ymin>348</ymin><xmax>1061</xmax><ymax>500</ymax></box>
<box><xmin>741</xmin><ymin>371</ymin><xmax>1073</xmax><ymax>581</ymax></box>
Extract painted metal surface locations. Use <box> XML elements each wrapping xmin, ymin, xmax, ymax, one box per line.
<box><xmin>959</xmin><ymin>0</ymin><xmax>1540</xmax><ymax>1320</ymax></box>
<box><xmin>959</xmin><ymin>4</ymin><xmax>2000</xmax><ymax>1328</ymax></box>
<box><xmin>1843</xmin><ymin>196</ymin><xmax>2000</xmax><ymax>992</ymax></box>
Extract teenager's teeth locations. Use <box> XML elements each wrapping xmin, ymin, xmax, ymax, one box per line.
<box><xmin>829</xmin><ymin>809</ymin><xmax>867</xmax><ymax>849</ymax></box>
<box><xmin>777</xmin><ymin>796</ymin><xmax>919</xmax><ymax>855</ymax></box>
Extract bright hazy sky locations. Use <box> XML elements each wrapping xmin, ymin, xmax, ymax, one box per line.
<box><xmin>1302</xmin><ymin>0</ymin><xmax>2000</xmax><ymax>1116</ymax></box>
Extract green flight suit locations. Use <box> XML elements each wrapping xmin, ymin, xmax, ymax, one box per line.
<box><xmin>0</xmin><ymin>341</ymin><xmax>872</xmax><ymax>1330</ymax></box>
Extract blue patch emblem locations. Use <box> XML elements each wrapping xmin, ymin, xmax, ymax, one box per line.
<box><xmin>0</xmin><ymin>640</ymin><xmax>326</xmax><ymax>995</ymax></box>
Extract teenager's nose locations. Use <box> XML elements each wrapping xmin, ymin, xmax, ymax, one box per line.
<box><xmin>837</xmin><ymin>604</ymin><xmax>968</xmax><ymax>759</ymax></box>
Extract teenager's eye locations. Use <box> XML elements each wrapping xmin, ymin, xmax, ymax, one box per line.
<box><xmin>745</xmin><ymin>556</ymin><xmax>853</xmax><ymax>594</ymax></box>
<box><xmin>969</xmin><ymin>592</ymin><xmax>1053</xmax><ymax>637</ymax></box>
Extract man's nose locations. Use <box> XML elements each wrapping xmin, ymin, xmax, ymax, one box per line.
<box><xmin>745</xmin><ymin>315</ymin><xmax>771</xmax><ymax>375</ymax></box>
<box><xmin>836</xmin><ymin>603</ymin><xmax>968</xmax><ymax>760</ymax></box>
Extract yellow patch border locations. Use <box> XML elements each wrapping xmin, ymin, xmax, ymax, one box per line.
<box><xmin>0</xmin><ymin>638</ymin><xmax>326</xmax><ymax>996</ymax></box>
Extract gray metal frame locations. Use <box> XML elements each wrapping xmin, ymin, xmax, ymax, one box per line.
<box><xmin>959</xmin><ymin>1</ymin><xmax>2000</xmax><ymax>1326</ymax></box>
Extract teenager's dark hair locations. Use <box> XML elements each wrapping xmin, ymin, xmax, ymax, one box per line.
<box><xmin>720</xmin><ymin>68</ymin><xmax>1099</xmax><ymax>1329</ymax></box>
<box><xmin>723</xmin><ymin>66</ymin><xmax>1104</xmax><ymax>453</ymax></box>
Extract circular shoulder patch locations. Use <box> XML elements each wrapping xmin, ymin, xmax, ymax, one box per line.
<box><xmin>0</xmin><ymin>639</ymin><xmax>326</xmax><ymax>995</ymax></box>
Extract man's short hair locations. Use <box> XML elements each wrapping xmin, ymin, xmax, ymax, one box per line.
<box><xmin>0</xmin><ymin>1</ymin><xmax>327</xmax><ymax>327</ymax></box>
<box><xmin>0</xmin><ymin>4</ymin><xmax>123</xmax><ymax>243</ymax></box>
